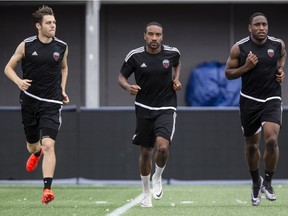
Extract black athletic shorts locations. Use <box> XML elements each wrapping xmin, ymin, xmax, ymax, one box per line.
<box><xmin>132</xmin><ymin>110</ymin><xmax>177</xmax><ymax>148</ymax></box>
<box><xmin>20</xmin><ymin>96</ymin><xmax>63</xmax><ymax>143</ymax></box>
<box><xmin>240</xmin><ymin>98</ymin><xmax>282</xmax><ymax>137</ymax></box>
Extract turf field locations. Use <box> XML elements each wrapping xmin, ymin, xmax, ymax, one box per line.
<box><xmin>0</xmin><ymin>183</ymin><xmax>288</xmax><ymax>216</ymax></box>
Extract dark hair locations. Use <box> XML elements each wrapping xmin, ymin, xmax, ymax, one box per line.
<box><xmin>32</xmin><ymin>5</ymin><xmax>54</xmax><ymax>24</ymax></box>
<box><xmin>144</xmin><ymin>22</ymin><xmax>163</xmax><ymax>33</ymax></box>
<box><xmin>249</xmin><ymin>12</ymin><xmax>267</xmax><ymax>24</ymax></box>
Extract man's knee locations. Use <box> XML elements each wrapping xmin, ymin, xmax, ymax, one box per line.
<box><xmin>266</xmin><ymin>136</ymin><xmax>278</xmax><ymax>151</ymax></box>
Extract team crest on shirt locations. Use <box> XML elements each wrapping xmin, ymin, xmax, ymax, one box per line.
<box><xmin>53</xmin><ymin>52</ymin><xmax>60</xmax><ymax>61</ymax></box>
<box><xmin>267</xmin><ymin>49</ymin><xmax>274</xmax><ymax>57</ymax></box>
<box><xmin>163</xmin><ymin>59</ymin><xmax>170</xmax><ymax>68</ymax></box>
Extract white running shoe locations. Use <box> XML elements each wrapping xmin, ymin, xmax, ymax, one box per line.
<box><xmin>251</xmin><ymin>176</ymin><xmax>263</xmax><ymax>206</ymax></box>
<box><xmin>152</xmin><ymin>174</ymin><xmax>163</xmax><ymax>200</ymax></box>
<box><xmin>262</xmin><ymin>180</ymin><xmax>276</xmax><ymax>201</ymax></box>
<box><xmin>141</xmin><ymin>193</ymin><xmax>153</xmax><ymax>208</ymax></box>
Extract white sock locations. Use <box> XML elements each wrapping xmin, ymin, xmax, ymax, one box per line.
<box><xmin>153</xmin><ymin>163</ymin><xmax>166</xmax><ymax>179</ymax></box>
<box><xmin>141</xmin><ymin>174</ymin><xmax>151</xmax><ymax>194</ymax></box>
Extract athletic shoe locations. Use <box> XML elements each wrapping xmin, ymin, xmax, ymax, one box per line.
<box><xmin>262</xmin><ymin>180</ymin><xmax>276</xmax><ymax>201</ymax></box>
<box><xmin>251</xmin><ymin>176</ymin><xmax>263</xmax><ymax>206</ymax></box>
<box><xmin>42</xmin><ymin>189</ymin><xmax>55</xmax><ymax>205</ymax></box>
<box><xmin>152</xmin><ymin>174</ymin><xmax>163</xmax><ymax>200</ymax></box>
<box><xmin>26</xmin><ymin>147</ymin><xmax>43</xmax><ymax>172</ymax></box>
<box><xmin>141</xmin><ymin>193</ymin><xmax>152</xmax><ymax>207</ymax></box>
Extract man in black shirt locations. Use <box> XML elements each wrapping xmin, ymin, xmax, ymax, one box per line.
<box><xmin>225</xmin><ymin>12</ymin><xmax>286</xmax><ymax>206</ymax></box>
<box><xmin>4</xmin><ymin>5</ymin><xmax>69</xmax><ymax>205</ymax></box>
<box><xmin>118</xmin><ymin>22</ymin><xmax>181</xmax><ymax>207</ymax></box>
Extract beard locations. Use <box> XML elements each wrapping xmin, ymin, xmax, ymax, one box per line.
<box><xmin>148</xmin><ymin>41</ymin><xmax>160</xmax><ymax>50</ymax></box>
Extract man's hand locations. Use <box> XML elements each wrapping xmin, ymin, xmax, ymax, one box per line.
<box><xmin>62</xmin><ymin>91</ymin><xmax>70</xmax><ymax>104</ymax></box>
<box><xmin>245</xmin><ymin>51</ymin><xmax>258</xmax><ymax>71</ymax></box>
<box><xmin>173</xmin><ymin>80</ymin><xmax>182</xmax><ymax>91</ymax></box>
<box><xmin>276</xmin><ymin>67</ymin><xmax>285</xmax><ymax>83</ymax></box>
<box><xmin>128</xmin><ymin>85</ymin><xmax>141</xmax><ymax>95</ymax></box>
<box><xmin>17</xmin><ymin>79</ymin><xmax>32</xmax><ymax>91</ymax></box>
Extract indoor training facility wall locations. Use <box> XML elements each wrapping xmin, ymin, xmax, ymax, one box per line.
<box><xmin>1</xmin><ymin>107</ymin><xmax>288</xmax><ymax>181</ymax></box>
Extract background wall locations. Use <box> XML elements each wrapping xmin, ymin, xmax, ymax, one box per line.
<box><xmin>99</xmin><ymin>3</ymin><xmax>288</xmax><ymax>107</ymax></box>
<box><xmin>0</xmin><ymin>2</ymin><xmax>288</xmax><ymax>181</ymax></box>
<box><xmin>0</xmin><ymin>2</ymin><xmax>288</xmax><ymax>107</ymax></box>
<box><xmin>1</xmin><ymin>108</ymin><xmax>288</xmax><ymax>181</ymax></box>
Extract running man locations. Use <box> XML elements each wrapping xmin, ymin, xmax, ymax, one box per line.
<box><xmin>225</xmin><ymin>12</ymin><xmax>286</xmax><ymax>206</ymax></box>
<box><xmin>118</xmin><ymin>22</ymin><xmax>181</xmax><ymax>207</ymax></box>
<box><xmin>4</xmin><ymin>5</ymin><xmax>69</xmax><ymax>204</ymax></box>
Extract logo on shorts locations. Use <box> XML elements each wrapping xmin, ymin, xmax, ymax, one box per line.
<box><xmin>53</xmin><ymin>52</ymin><xmax>60</xmax><ymax>61</ymax></box>
<box><xmin>267</xmin><ymin>49</ymin><xmax>274</xmax><ymax>57</ymax></box>
<box><xmin>163</xmin><ymin>59</ymin><xmax>170</xmax><ymax>68</ymax></box>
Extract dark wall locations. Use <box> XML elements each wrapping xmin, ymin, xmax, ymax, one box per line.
<box><xmin>1</xmin><ymin>2</ymin><xmax>288</xmax><ymax>181</ymax></box>
<box><xmin>1</xmin><ymin>2</ymin><xmax>288</xmax><ymax>108</ymax></box>
<box><xmin>78</xmin><ymin>108</ymin><xmax>139</xmax><ymax>179</ymax></box>
<box><xmin>1</xmin><ymin>108</ymin><xmax>288</xmax><ymax>181</ymax></box>
<box><xmin>100</xmin><ymin>3</ymin><xmax>288</xmax><ymax>107</ymax></box>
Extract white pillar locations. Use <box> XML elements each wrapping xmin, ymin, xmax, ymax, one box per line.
<box><xmin>85</xmin><ymin>0</ymin><xmax>100</xmax><ymax>107</ymax></box>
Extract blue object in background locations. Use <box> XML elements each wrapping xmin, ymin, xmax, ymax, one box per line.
<box><xmin>185</xmin><ymin>61</ymin><xmax>241</xmax><ymax>106</ymax></box>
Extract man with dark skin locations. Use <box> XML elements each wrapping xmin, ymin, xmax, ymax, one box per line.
<box><xmin>118</xmin><ymin>22</ymin><xmax>181</xmax><ymax>207</ymax></box>
<box><xmin>225</xmin><ymin>12</ymin><xmax>286</xmax><ymax>206</ymax></box>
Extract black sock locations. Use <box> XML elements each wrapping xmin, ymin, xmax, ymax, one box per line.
<box><xmin>44</xmin><ymin>177</ymin><xmax>53</xmax><ymax>190</ymax></box>
<box><xmin>249</xmin><ymin>169</ymin><xmax>260</xmax><ymax>184</ymax></box>
<box><xmin>264</xmin><ymin>170</ymin><xmax>274</xmax><ymax>183</ymax></box>
<box><xmin>34</xmin><ymin>148</ymin><xmax>42</xmax><ymax>157</ymax></box>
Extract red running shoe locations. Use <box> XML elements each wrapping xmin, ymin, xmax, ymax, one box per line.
<box><xmin>26</xmin><ymin>147</ymin><xmax>43</xmax><ymax>172</ymax></box>
<box><xmin>42</xmin><ymin>189</ymin><xmax>55</xmax><ymax>204</ymax></box>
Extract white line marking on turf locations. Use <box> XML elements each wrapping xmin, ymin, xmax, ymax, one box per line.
<box><xmin>180</xmin><ymin>201</ymin><xmax>194</xmax><ymax>204</ymax></box>
<box><xmin>236</xmin><ymin>199</ymin><xmax>247</xmax><ymax>204</ymax></box>
<box><xmin>96</xmin><ymin>201</ymin><xmax>108</xmax><ymax>204</ymax></box>
<box><xmin>106</xmin><ymin>194</ymin><xmax>143</xmax><ymax>216</ymax></box>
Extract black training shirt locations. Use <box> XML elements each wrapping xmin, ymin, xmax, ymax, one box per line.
<box><xmin>21</xmin><ymin>36</ymin><xmax>67</xmax><ymax>103</ymax></box>
<box><xmin>121</xmin><ymin>45</ymin><xmax>180</xmax><ymax>115</ymax></box>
